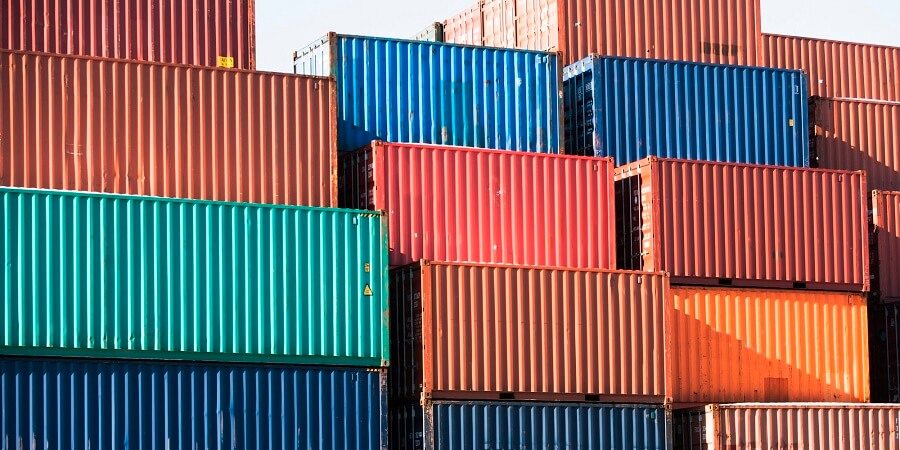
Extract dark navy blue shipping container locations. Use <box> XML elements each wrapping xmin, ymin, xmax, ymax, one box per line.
<box><xmin>563</xmin><ymin>56</ymin><xmax>809</xmax><ymax>166</ymax></box>
<box><xmin>0</xmin><ymin>358</ymin><xmax>387</xmax><ymax>449</ymax></box>
<box><xmin>392</xmin><ymin>400</ymin><xmax>671</xmax><ymax>449</ymax></box>
<box><xmin>294</xmin><ymin>33</ymin><xmax>561</xmax><ymax>153</ymax></box>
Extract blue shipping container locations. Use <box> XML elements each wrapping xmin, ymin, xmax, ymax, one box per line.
<box><xmin>0</xmin><ymin>358</ymin><xmax>387</xmax><ymax>449</ymax></box>
<box><xmin>294</xmin><ymin>33</ymin><xmax>561</xmax><ymax>153</ymax></box>
<box><xmin>563</xmin><ymin>56</ymin><xmax>809</xmax><ymax>166</ymax></box>
<box><xmin>392</xmin><ymin>400</ymin><xmax>671</xmax><ymax>449</ymax></box>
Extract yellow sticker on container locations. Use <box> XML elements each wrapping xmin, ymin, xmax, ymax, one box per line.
<box><xmin>363</xmin><ymin>284</ymin><xmax>373</xmax><ymax>296</ymax></box>
<box><xmin>216</xmin><ymin>56</ymin><xmax>235</xmax><ymax>68</ymax></box>
<box><xmin>364</xmin><ymin>262</ymin><xmax>371</xmax><ymax>273</ymax></box>
<box><xmin>788</xmin><ymin>118</ymin><xmax>795</xmax><ymax>127</ymax></box>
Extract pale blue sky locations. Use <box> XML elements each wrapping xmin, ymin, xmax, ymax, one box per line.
<box><xmin>256</xmin><ymin>0</ymin><xmax>900</xmax><ymax>73</ymax></box>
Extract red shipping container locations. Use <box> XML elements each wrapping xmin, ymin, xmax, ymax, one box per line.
<box><xmin>1</xmin><ymin>51</ymin><xmax>337</xmax><ymax>207</ymax></box>
<box><xmin>615</xmin><ymin>157</ymin><xmax>869</xmax><ymax>291</ymax></box>
<box><xmin>2</xmin><ymin>0</ymin><xmax>256</xmax><ymax>69</ymax></box>
<box><xmin>811</xmin><ymin>97</ymin><xmax>900</xmax><ymax>192</ymax></box>
<box><xmin>340</xmin><ymin>142</ymin><xmax>615</xmax><ymax>269</ymax></box>
<box><xmin>442</xmin><ymin>0</ymin><xmax>761</xmax><ymax>67</ymax></box>
<box><xmin>873</xmin><ymin>191</ymin><xmax>900</xmax><ymax>301</ymax></box>
<box><xmin>390</xmin><ymin>261</ymin><xmax>669</xmax><ymax>402</ymax></box>
<box><xmin>761</xmin><ymin>33</ymin><xmax>900</xmax><ymax>102</ymax></box>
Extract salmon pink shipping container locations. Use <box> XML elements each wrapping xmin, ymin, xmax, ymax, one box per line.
<box><xmin>673</xmin><ymin>404</ymin><xmax>899</xmax><ymax>449</ymax></box>
<box><xmin>2</xmin><ymin>0</ymin><xmax>256</xmax><ymax>69</ymax></box>
<box><xmin>811</xmin><ymin>97</ymin><xmax>900</xmax><ymax>192</ymax></box>
<box><xmin>442</xmin><ymin>0</ymin><xmax>761</xmax><ymax>66</ymax></box>
<box><xmin>389</xmin><ymin>261</ymin><xmax>669</xmax><ymax>402</ymax></box>
<box><xmin>615</xmin><ymin>157</ymin><xmax>870</xmax><ymax>291</ymax></box>
<box><xmin>0</xmin><ymin>50</ymin><xmax>337</xmax><ymax>207</ymax></box>
<box><xmin>761</xmin><ymin>33</ymin><xmax>900</xmax><ymax>101</ymax></box>
<box><xmin>873</xmin><ymin>191</ymin><xmax>900</xmax><ymax>301</ymax></box>
<box><xmin>340</xmin><ymin>142</ymin><xmax>615</xmax><ymax>269</ymax></box>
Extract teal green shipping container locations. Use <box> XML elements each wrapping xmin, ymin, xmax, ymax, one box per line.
<box><xmin>0</xmin><ymin>188</ymin><xmax>389</xmax><ymax>366</ymax></box>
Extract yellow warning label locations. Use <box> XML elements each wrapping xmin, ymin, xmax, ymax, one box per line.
<box><xmin>364</xmin><ymin>262</ymin><xmax>371</xmax><ymax>273</ymax></box>
<box><xmin>788</xmin><ymin>118</ymin><xmax>795</xmax><ymax>127</ymax></box>
<box><xmin>216</xmin><ymin>56</ymin><xmax>235</xmax><ymax>68</ymax></box>
<box><xmin>363</xmin><ymin>284</ymin><xmax>373</xmax><ymax>296</ymax></box>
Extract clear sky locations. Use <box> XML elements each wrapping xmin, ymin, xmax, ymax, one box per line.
<box><xmin>256</xmin><ymin>0</ymin><xmax>900</xmax><ymax>73</ymax></box>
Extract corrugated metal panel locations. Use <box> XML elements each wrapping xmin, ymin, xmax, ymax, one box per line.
<box><xmin>615</xmin><ymin>158</ymin><xmax>869</xmax><ymax>291</ymax></box>
<box><xmin>564</xmin><ymin>56</ymin><xmax>809</xmax><ymax>166</ymax></box>
<box><xmin>340</xmin><ymin>142</ymin><xmax>615</xmax><ymax>269</ymax></box>
<box><xmin>442</xmin><ymin>0</ymin><xmax>761</xmax><ymax>67</ymax></box>
<box><xmin>761</xmin><ymin>33</ymin><xmax>900</xmax><ymax>102</ymax></box>
<box><xmin>0</xmin><ymin>187</ymin><xmax>389</xmax><ymax>366</ymax></box>
<box><xmin>412</xmin><ymin>22</ymin><xmax>445</xmax><ymax>42</ymax></box>
<box><xmin>0</xmin><ymin>50</ymin><xmax>337</xmax><ymax>207</ymax></box>
<box><xmin>394</xmin><ymin>400</ymin><xmax>672</xmax><ymax>450</ymax></box>
<box><xmin>670</xmin><ymin>286</ymin><xmax>870</xmax><ymax>403</ymax></box>
<box><xmin>812</xmin><ymin>97</ymin><xmax>900</xmax><ymax>192</ymax></box>
<box><xmin>293</xmin><ymin>33</ymin><xmax>561</xmax><ymax>153</ymax></box>
<box><xmin>1</xmin><ymin>0</ymin><xmax>256</xmax><ymax>69</ymax></box>
<box><xmin>869</xmin><ymin>301</ymin><xmax>900</xmax><ymax>403</ymax></box>
<box><xmin>674</xmin><ymin>403</ymin><xmax>900</xmax><ymax>450</ymax></box>
<box><xmin>390</xmin><ymin>262</ymin><xmax>668</xmax><ymax>401</ymax></box>
<box><xmin>0</xmin><ymin>358</ymin><xmax>387</xmax><ymax>450</ymax></box>
<box><xmin>874</xmin><ymin>191</ymin><xmax>900</xmax><ymax>301</ymax></box>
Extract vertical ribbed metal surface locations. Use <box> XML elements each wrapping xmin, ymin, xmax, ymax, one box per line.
<box><xmin>0</xmin><ymin>187</ymin><xmax>389</xmax><ymax>366</ymax></box>
<box><xmin>812</xmin><ymin>97</ymin><xmax>900</xmax><ymax>192</ymax></box>
<box><xmin>412</xmin><ymin>23</ymin><xmax>444</xmax><ymax>42</ymax></box>
<box><xmin>615</xmin><ymin>158</ymin><xmax>869</xmax><ymax>291</ymax></box>
<box><xmin>340</xmin><ymin>142</ymin><xmax>615</xmax><ymax>269</ymax></box>
<box><xmin>0</xmin><ymin>358</ymin><xmax>387</xmax><ymax>450</ymax></box>
<box><xmin>874</xmin><ymin>191</ymin><xmax>900</xmax><ymax>301</ymax></box>
<box><xmin>1</xmin><ymin>50</ymin><xmax>337</xmax><ymax>207</ymax></box>
<box><xmin>394</xmin><ymin>400</ymin><xmax>671</xmax><ymax>450</ymax></box>
<box><xmin>670</xmin><ymin>286</ymin><xmax>870</xmax><ymax>403</ymax></box>
<box><xmin>294</xmin><ymin>33</ymin><xmax>561</xmax><ymax>153</ymax></box>
<box><xmin>442</xmin><ymin>2</ymin><xmax>484</xmax><ymax>46</ymax></box>
<box><xmin>564</xmin><ymin>56</ymin><xmax>809</xmax><ymax>166</ymax></box>
<box><xmin>390</xmin><ymin>262</ymin><xmax>668</xmax><ymax>401</ymax></box>
<box><xmin>761</xmin><ymin>33</ymin><xmax>900</xmax><ymax>102</ymax></box>
<box><xmin>869</xmin><ymin>301</ymin><xmax>900</xmax><ymax>402</ymax></box>
<box><xmin>1</xmin><ymin>0</ymin><xmax>256</xmax><ymax>69</ymax></box>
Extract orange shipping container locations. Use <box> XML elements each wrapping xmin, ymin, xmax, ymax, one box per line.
<box><xmin>761</xmin><ymin>33</ymin><xmax>900</xmax><ymax>102</ymax></box>
<box><xmin>873</xmin><ymin>191</ymin><xmax>900</xmax><ymax>301</ymax></box>
<box><xmin>442</xmin><ymin>0</ymin><xmax>761</xmax><ymax>66</ymax></box>
<box><xmin>811</xmin><ymin>97</ymin><xmax>900</xmax><ymax>192</ymax></box>
<box><xmin>0</xmin><ymin>51</ymin><xmax>337</xmax><ymax>207</ymax></box>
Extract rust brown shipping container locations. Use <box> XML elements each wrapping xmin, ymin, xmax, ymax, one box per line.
<box><xmin>2</xmin><ymin>0</ymin><xmax>256</xmax><ymax>69</ymax></box>
<box><xmin>761</xmin><ymin>33</ymin><xmax>900</xmax><ymax>101</ymax></box>
<box><xmin>873</xmin><ymin>191</ymin><xmax>900</xmax><ymax>301</ymax></box>
<box><xmin>441</xmin><ymin>0</ymin><xmax>761</xmax><ymax>66</ymax></box>
<box><xmin>0</xmin><ymin>50</ymin><xmax>337</xmax><ymax>207</ymax></box>
<box><xmin>389</xmin><ymin>261</ymin><xmax>669</xmax><ymax>402</ymax></box>
<box><xmin>811</xmin><ymin>97</ymin><xmax>900</xmax><ymax>192</ymax></box>
<box><xmin>615</xmin><ymin>157</ymin><xmax>870</xmax><ymax>292</ymax></box>
<box><xmin>674</xmin><ymin>403</ymin><xmax>899</xmax><ymax>449</ymax></box>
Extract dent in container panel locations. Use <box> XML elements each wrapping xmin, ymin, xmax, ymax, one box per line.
<box><xmin>0</xmin><ymin>50</ymin><xmax>337</xmax><ymax>207</ymax></box>
<box><xmin>873</xmin><ymin>191</ymin><xmax>900</xmax><ymax>301</ymax></box>
<box><xmin>1</xmin><ymin>0</ymin><xmax>256</xmax><ymax>69</ymax></box>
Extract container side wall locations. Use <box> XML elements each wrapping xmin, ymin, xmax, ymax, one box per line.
<box><xmin>869</xmin><ymin>301</ymin><xmax>900</xmax><ymax>402</ymax></box>
<box><xmin>874</xmin><ymin>191</ymin><xmax>900</xmax><ymax>300</ymax></box>
<box><xmin>293</xmin><ymin>36</ymin><xmax>332</xmax><ymax>77</ymax></box>
<box><xmin>442</xmin><ymin>2</ymin><xmax>485</xmax><ymax>46</ymax></box>
<box><xmin>412</xmin><ymin>23</ymin><xmax>445</xmax><ymax>42</ymax></box>
<box><xmin>672</xmin><ymin>408</ymin><xmax>709</xmax><ymax>450</ymax></box>
<box><xmin>0</xmin><ymin>188</ymin><xmax>388</xmax><ymax>366</ymax></box>
<box><xmin>389</xmin><ymin>264</ymin><xmax>425</xmax><ymax>401</ymax></box>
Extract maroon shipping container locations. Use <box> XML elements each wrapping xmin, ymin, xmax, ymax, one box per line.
<box><xmin>2</xmin><ymin>0</ymin><xmax>255</xmax><ymax>69</ymax></box>
<box><xmin>615</xmin><ymin>157</ymin><xmax>869</xmax><ymax>292</ymax></box>
<box><xmin>390</xmin><ymin>261</ymin><xmax>669</xmax><ymax>402</ymax></box>
<box><xmin>873</xmin><ymin>191</ymin><xmax>900</xmax><ymax>301</ymax></box>
<box><xmin>340</xmin><ymin>142</ymin><xmax>615</xmax><ymax>269</ymax></box>
<box><xmin>812</xmin><ymin>97</ymin><xmax>900</xmax><ymax>192</ymax></box>
<box><xmin>1</xmin><ymin>50</ymin><xmax>337</xmax><ymax>207</ymax></box>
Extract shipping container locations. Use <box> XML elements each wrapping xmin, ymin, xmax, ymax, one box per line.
<box><xmin>390</xmin><ymin>261</ymin><xmax>668</xmax><ymax>402</ymax></box>
<box><xmin>0</xmin><ymin>50</ymin><xmax>336</xmax><ymax>207</ymax></box>
<box><xmin>761</xmin><ymin>33</ymin><xmax>900</xmax><ymax>102</ymax></box>
<box><xmin>874</xmin><ymin>191</ymin><xmax>900</xmax><ymax>301</ymax></box>
<box><xmin>393</xmin><ymin>400</ymin><xmax>671</xmax><ymax>450</ymax></box>
<box><xmin>441</xmin><ymin>0</ymin><xmax>761</xmax><ymax>67</ymax></box>
<box><xmin>670</xmin><ymin>286</ymin><xmax>869</xmax><ymax>404</ymax></box>
<box><xmin>0</xmin><ymin>187</ymin><xmax>388</xmax><ymax>366</ymax></box>
<box><xmin>340</xmin><ymin>142</ymin><xmax>615</xmax><ymax>268</ymax></box>
<box><xmin>673</xmin><ymin>403</ymin><xmax>900</xmax><ymax>449</ymax></box>
<box><xmin>293</xmin><ymin>33</ymin><xmax>561</xmax><ymax>153</ymax></box>
<box><xmin>1</xmin><ymin>0</ymin><xmax>256</xmax><ymax>69</ymax></box>
<box><xmin>564</xmin><ymin>56</ymin><xmax>809</xmax><ymax>166</ymax></box>
<box><xmin>811</xmin><ymin>97</ymin><xmax>900</xmax><ymax>192</ymax></box>
<box><xmin>615</xmin><ymin>157</ymin><xmax>869</xmax><ymax>291</ymax></box>
<box><xmin>413</xmin><ymin>22</ymin><xmax>445</xmax><ymax>42</ymax></box>
<box><xmin>870</xmin><ymin>301</ymin><xmax>900</xmax><ymax>402</ymax></box>
<box><xmin>0</xmin><ymin>357</ymin><xmax>387</xmax><ymax>450</ymax></box>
